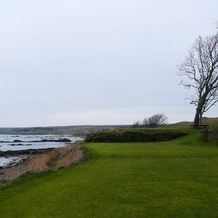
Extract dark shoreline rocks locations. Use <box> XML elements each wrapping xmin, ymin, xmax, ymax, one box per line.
<box><xmin>0</xmin><ymin>148</ymin><xmax>54</xmax><ymax>157</ymax></box>
<box><xmin>13</xmin><ymin>140</ymin><xmax>22</xmax><ymax>143</ymax></box>
<box><xmin>0</xmin><ymin>138</ymin><xmax>72</xmax><ymax>144</ymax></box>
<box><xmin>32</xmin><ymin>138</ymin><xmax>71</xmax><ymax>143</ymax></box>
<box><xmin>0</xmin><ymin>142</ymin><xmax>84</xmax><ymax>183</ymax></box>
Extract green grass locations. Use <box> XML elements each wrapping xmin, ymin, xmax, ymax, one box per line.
<box><xmin>0</xmin><ymin>131</ymin><xmax>218</xmax><ymax>217</ymax></box>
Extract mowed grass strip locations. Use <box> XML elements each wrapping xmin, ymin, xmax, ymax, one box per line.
<box><xmin>0</xmin><ymin>132</ymin><xmax>218</xmax><ymax>217</ymax></box>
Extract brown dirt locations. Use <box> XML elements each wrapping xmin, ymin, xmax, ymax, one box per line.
<box><xmin>0</xmin><ymin>141</ymin><xmax>84</xmax><ymax>184</ymax></box>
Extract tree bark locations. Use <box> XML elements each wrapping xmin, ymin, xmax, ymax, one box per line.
<box><xmin>193</xmin><ymin>103</ymin><xmax>204</xmax><ymax>128</ymax></box>
<box><xmin>193</xmin><ymin>109</ymin><xmax>200</xmax><ymax>128</ymax></box>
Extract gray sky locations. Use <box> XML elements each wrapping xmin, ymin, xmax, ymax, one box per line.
<box><xmin>0</xmin><ymin>0</ymin><xmax>217</xmax><ymax>127</ymax></box>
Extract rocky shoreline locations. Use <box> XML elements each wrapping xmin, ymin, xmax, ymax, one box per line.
<box><xmin>0</xmin><ymin>138</ymin><xmax>72</xmax><ymax>144</ymax></box>
<box><xmin>0</xmin><ymin>141</ymin><xmax>84</xmax><ymax>184</ymax></box>
<box><xmin>0</xmin><ymin>148</ymin><xmax>54</xmax><ymax>157</ymax></box>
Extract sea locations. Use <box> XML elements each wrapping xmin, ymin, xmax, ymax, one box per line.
<box><xmin>0</xmin><ymin>135</ymin><xmax>83</xmax><ymax>167</ymax></box>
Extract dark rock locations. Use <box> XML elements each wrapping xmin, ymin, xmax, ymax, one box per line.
<box><xmin>0</xmin><ymin>148</ymin><xmax>54</xmax><ymax>157</ymax></box>
<box><xmin>10</xmin><ymin>144</ymin><xmax>24</xmax><ymax>146</ymax></box>
<box><xmin>40</xmin><ymin>138</ymin><xmax>72</xmax><ymax>143</ymax></box>
<box><xmin>13</xmin><ymin>140</ymin><xmax>22</xmax><ymax>143</ymax></box>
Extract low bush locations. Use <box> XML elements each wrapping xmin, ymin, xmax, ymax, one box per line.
<box><xmin>202</xmin><ymin>129</ymin><xmax>218</xmax><ymax>142</ymax></box>
<box><xmin>85</xmin><ymin>129</ymin><xmax>187</xmax><ymax>142</ymax></box>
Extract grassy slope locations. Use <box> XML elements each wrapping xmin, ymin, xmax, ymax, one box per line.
<box><xmin>170</xmin><ymin>117</ymin><xmax>218</xmax><ymax>129</ymax></box>
<box><xmin>0</xmin><ymin>130</ymin><xmax>218</xmax><ymax>217</ymax></box>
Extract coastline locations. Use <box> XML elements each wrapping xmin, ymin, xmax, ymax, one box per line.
<box><xmin>0</xmin><ymin>141</ymin><xmax>84</xmax><ymax>184</ymax></box>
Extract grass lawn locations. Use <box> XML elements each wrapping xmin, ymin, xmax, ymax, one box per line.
<box><xmin>0</xmin><ymin>130</ymin><xmax>218</xmax><ymax>217</ymax></box>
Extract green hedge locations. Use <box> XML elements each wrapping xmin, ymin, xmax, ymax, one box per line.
<box><xmin>85</xmin><ymin>129</ymin><xmax>187</xmax><ymax>142</ymax></box>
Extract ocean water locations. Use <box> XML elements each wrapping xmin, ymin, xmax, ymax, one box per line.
<box><xmin>0</xmin><ymin>135</ymin><xmax>83</xmax><ymax>167</ymax></box>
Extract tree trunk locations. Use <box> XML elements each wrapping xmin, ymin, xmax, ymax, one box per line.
<box><xmin>193</xmin><ymin>112</ymin><xmax>200</xmax><ymax>128</ymax></box>
<box><xmin>199</xmin><ymin>111</ymin><xmax>203</xmax><ymax>125</ymax></box>
<box><xmin>193</xmin><ymin>106</ymin><xmax>203</xmax><ymax>128</ymax></box>
<box><xmin>194</xmin><ymin>107</ymin><xmax>201</xmax><ymax>129</ymax></box>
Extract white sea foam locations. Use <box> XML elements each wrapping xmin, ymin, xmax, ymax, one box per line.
<box><xmin>0</xmin><ymin>157</ymin><xmax>22</xmax><ymax>167</ymax></box>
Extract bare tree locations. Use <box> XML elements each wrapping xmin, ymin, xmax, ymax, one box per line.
<box><xmin>179</xmin><ymin>31</ymin><xmax>218</xmax><ymax>128</ymax></box>
<box><xmin>143</xmin><ymin>118</ymin><xmax>149</xmax><ymax>126</ymax></box>
<box><xmin>144</xmin><ymin>113</ymin><xmax>167</xmax><ymax>128</ymax></box>
<box><xmin>132</xmin><ymin>121</ymin><xmax>140</xmax><ymax>128</ymax></box>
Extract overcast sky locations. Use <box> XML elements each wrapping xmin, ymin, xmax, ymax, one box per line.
<box><xmin>0</xmin><ymin>0</ymin><xmax>217</xmax><ymax>127</ymax></box>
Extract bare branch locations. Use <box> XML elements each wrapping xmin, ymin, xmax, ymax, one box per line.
<box><xmin>179</xmin><ymin>30</ymin><xmax>218</xmax><ymax>127</ymax></box>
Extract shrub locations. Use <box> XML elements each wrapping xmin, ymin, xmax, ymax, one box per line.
<box><xmin>132</xmin><ymin>121</ymin><xmax>140</xmax><ymax>128</ymax></box>
<box><xmin>202</xmin><ymin>129</ymin><xmax>218</xmax><ymax>142</ymax></box>
<box><xmin>85</xmin><ymin>129</ymin><xmax>187</xmax><ymax>142</ymax></box>
<box><xmin>132</xmin><ymin>113</ymin><xmax>168</xmax><ymax>128</ymax></box>
<box><xmin>145</xmin><ymin>113</ymin><xmax>168</xmax><ymax>128</ymax></box>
